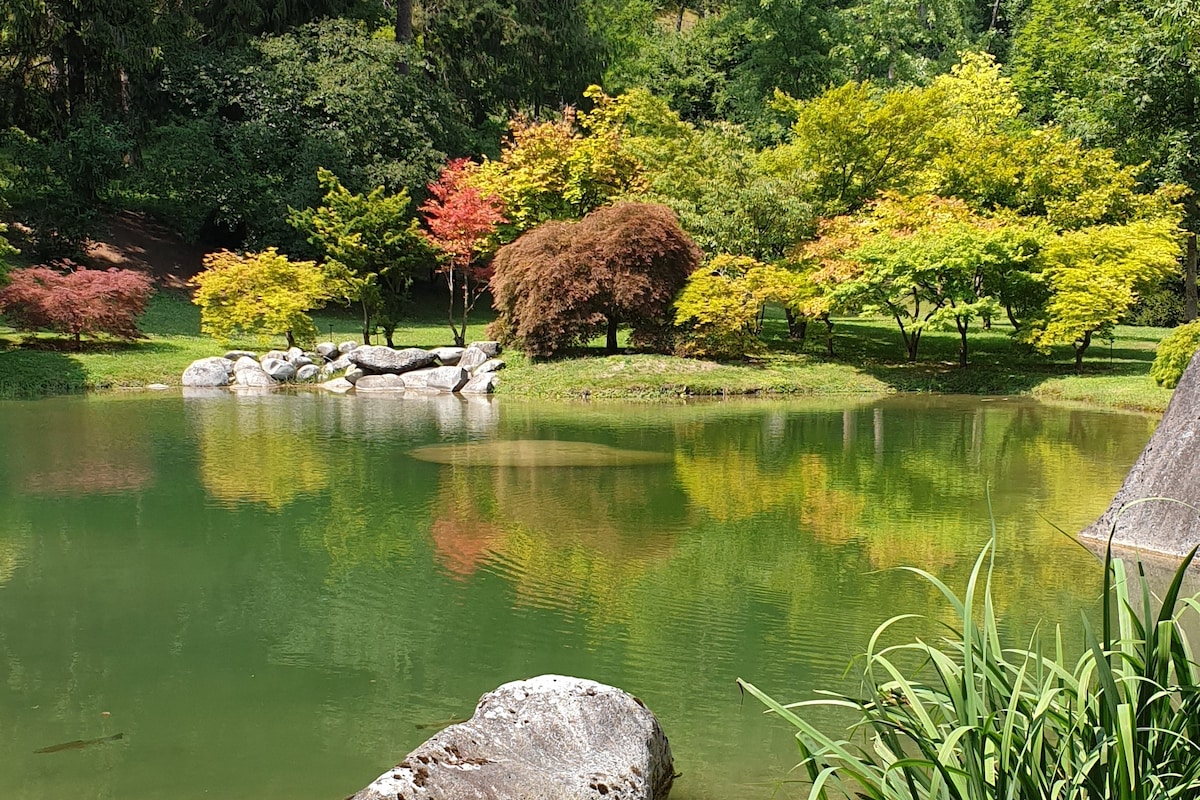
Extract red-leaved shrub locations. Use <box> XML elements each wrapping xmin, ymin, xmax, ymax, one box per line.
<box><xmin>0</xmin><ymin>266</ymin><xmax>154</xmax><ymax>348</ymax></box>
<box><xmin>490</xmin><ymin>203</ymin><xmax>701</xmax><ymax>357</ymax></box>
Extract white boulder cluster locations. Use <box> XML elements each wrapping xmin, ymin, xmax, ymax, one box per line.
<box><xmin>181</xmin><ymin>340</ymin><xmax>505</xmax><ymax>395</ymax></box>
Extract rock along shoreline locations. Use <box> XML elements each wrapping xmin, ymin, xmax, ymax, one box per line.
<box><xmin>181</xmin><ymin>340</ymin><xmax>506</xmax><ymax>397</ymax></box>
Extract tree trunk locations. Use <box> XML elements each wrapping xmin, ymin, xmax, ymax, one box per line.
<box><xmin>1005</xmin><ymin>304</ymin><xmax>1021</xmax><ymax>332</ymax></box>
<box><xmin>606</xmin><ymin>316</ymin><xmax>618</xmax><ymax>354</ymax></box>
<box><xmin>1186</xmin><ymin>232</ymin><xmax>1197</xmax><ymax>322</ymax></box>
<box><xmin>361</xmin><ymin>302</ymin><xmax>372</xmax><ymax>345</ymax></box>
<box><xmin>906</xmin><ymin>332</ymin><xmax>919</xmax><ymax>362</ymax></box>
<box><xmin>784</xmin><ymin>309</ymin><xmax>807</xmax><ymax>344</ymax></box>
<box><xmin>957</xmin><ymin>316</ymin><xmax>969</xmax><ymax>367</ymax></box>
<box><xmin>446</xmin><ymin>269</ymin><xmax>463</xmax><ymax>347</ymax></box>
<box><xmin>675</xmin><ymin>4</ymin><xmax>685</xmax><ymax>32</ymax></box>
<box><xmin>896</xmin><ymin>315</ymin><xmax>919</xmax><ymax>361</ymax></box>
<box><xmin>823</xmin><ymin>316</ymin><xmax>834</xmax><ymax>357</ymax></box>
<box><xmin>286</xmin><ymin>329</ymin><xmax>296</xmax><ymax>349</ymax></box>
<box><xmin>395</xmin><ymin>0</ymin><xmax>413</xmax><ymax>74</ymax></box>
<box><xmin>460</xmin><ymin>272</ymin><xmax>471</xmax><ymax>347</ymax></box>
<box><xmin>1074</xmin><ymin>330</ymin><xmax>1092</xmax><ymax>374</ymax></box>
<box><xmin>1081</xmin><ymin>347</ymin><xmax>1200</xmax><ymax>557</ymax></box>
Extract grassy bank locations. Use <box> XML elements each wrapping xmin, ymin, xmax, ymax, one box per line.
<box><xmin>0</xmin><ymin>292</ymin><xmax>1176</xmax><ymax>412</ymax></box>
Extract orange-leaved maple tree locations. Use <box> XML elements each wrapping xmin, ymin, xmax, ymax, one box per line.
<box><xmin>419</xmin><ymin>158</ymin><xmax>507</xmax><ymax>347</ymax></box>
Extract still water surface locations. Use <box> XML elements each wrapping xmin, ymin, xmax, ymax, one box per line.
<box><xmin>0</xmin><ymin>392</ymin><xmax>1158</xmax><ymax>799</ymax></box>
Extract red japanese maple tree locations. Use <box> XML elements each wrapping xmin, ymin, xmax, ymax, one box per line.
<box><xmin>419</xmin><ymin>159</ymin><xmax>507</xmax><ymax>346</ymax></box>
<box><xmin>0</xmin><ymin>266</ymin><xmax>154</xmax><ymax>349</ymax></box>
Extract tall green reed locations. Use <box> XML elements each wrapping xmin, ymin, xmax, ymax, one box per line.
<box><xmin>739</xmin><ymin>535</ymin><xmax>1200</xmax><ymax>800</ymax></box>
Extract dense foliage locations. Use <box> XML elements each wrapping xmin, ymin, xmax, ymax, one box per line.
<box><xmin>490</xmin><ymin>203</ymin><xmax>701</xmax><ymax>357</ymax></box>
<box><xmin>191</xmin><ymin>249</ymin><xmax>334</xmax><ymax>347</ymax></box>
<box><xmin>674</xmin><ymin>255</ymin><xmax>816</xmax><ymax>358</ymax></box>
<box><xmin>1151</xmin><ymin>320</ymin><xmax>1200</xmax><ymax>388</ymax></box>
<box><xmin>0</xmin><ymin>0</ymin><xmax>1193</xmax><ymax>371</ymax></box>
<box><xmin>0</xmin><ymin>267</ymin><xmax>153</xmax><ymax>347</ymax></box>
<box><xmin>290</xmin><ymin>168</ymin><xmax>432</xmax><ymax>346</ymax></box>
<box><xmin>420</xmin><ymin>158</ymin><xmax>508</xmax><ymax>346</ymax></box>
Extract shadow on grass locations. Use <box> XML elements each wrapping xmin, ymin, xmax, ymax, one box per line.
<box><xmin>759</xmin><ymin>316</ymin><xmax>1162</xmax><ymax>395</ymax></box>
<box><xmin>0</xmin><ymin>340</ymin><xmax>89</xmax><ymax>398</ymax></box>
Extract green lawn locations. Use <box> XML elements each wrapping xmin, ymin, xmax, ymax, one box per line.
<box><xmin>0</xmin><ymin>291</ymin><xmax>1177</xmax><ymax>412</ymax></box>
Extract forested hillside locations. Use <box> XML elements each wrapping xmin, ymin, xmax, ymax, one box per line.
<box><xmin>1</xmin><ymin>0</ymin><xmax>1196</xmax><ymax>337</ymax></box>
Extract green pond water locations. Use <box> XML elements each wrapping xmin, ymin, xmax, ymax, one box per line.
<box><xmin>0</xmin><ymin>391</ymin><xmax>1161</xmax><ymax>799</ymax></box>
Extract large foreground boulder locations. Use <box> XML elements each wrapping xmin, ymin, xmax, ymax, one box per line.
<box><xmin>350</xmin><ymin>675</ymin><xmax>674</xmax><ymax>800</ymax></box>
<box><xmin>1082</xmin><ymin>348</ymin><xmax>1200</xmax><ymax>557</ymax></box>
<box><xmin>182</xmin><ymin>357</ymin><xmax>233</xmax><ymax>387</ymax></box>
<box><xmin>349</xmin><ymin>346</ymin><xmax>437</xmax><ymax>374</ymax></box>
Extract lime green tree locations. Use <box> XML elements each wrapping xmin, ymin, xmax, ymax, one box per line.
<box><xmin>806</xmin><ymin>194</ymin><xmax>1042</xmax><ymax>364</ymax></box>
<box><xmin>674</xmin><ymin>255</ymin><xmax>822</xmax><ymax>358</ymax></box>
<box><xmin>765</xmin><ymin>80</ymin><xmax>943</xmax><ymax>215</ymax></box>
<box><xmin>1014</xmin><ymin>0</ymin><xmax>1200</xmax><ymax>317</ymax></box>
<box><xmin>191</xmin><ymin>249</ymin><xmax>334</xmax><ymax>348</ymax></box>
<box><xmin>674</xmin><ymin>256</ymin><xmax>768</xmax><ymax>358</ymax></box>
<box><xmin>1152</xmin><ymin>320</ymin><xmax>1200</xmax><ymax>388</ymax></box>
<box><xmin>289</xmin><ymin>168</ymin><xmax>432</xmax><ymax>346</ymax></box>
<box><xmin>1023</xmin><ymin>218</ymin><xmax>1184</xmax><ymax>372</ymax></box>
<box><xmin>467</xmin><ymin>109</ymin><xmax>641</xmax><ymax>234</ymax></box>
<box><xmin>585</xmin><ymin>86</ymin><xmax>816</xmax><ymax>260</ymax></box>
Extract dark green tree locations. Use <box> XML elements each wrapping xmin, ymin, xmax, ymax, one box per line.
<box><xmin>290</xmin><ymin>168</ymin><xmax>434</xmax><ymax>346</ymax></box>
<box><xmin>421</xmin><ymin>0</ymin><xmax>605</xmax><ymax>124</ymax></box>
<box><xmin>130</xmin><ymin>19</ymin><xmax>466</xmax><ymax>249</ymax></box>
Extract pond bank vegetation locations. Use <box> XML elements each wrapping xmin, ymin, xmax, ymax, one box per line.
<box><xmin>740</xmin><ymin>537</ymin><xmax>1200</xmax><ymax>800</ymax></box>
<box><xmin>0</xmin><ymin>292</ymin><xmax>1173</xmax><ymax>412</ymax></box>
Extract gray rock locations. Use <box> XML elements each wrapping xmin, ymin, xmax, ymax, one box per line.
<box><xmin>295</xmin><ymin>364</ymin><xmax>321</xmax><ymax>382</ymax></box>
<box><xmin>223</xmin><ymin>350</ymin><xmax>258</xmax><ymax>362</ymax></box>
<box><xmin>316</xmin><ymin>342</ymin><xmax>338</xmax><ymax>359</ymax></box>
<box><xmin>460</xmin><ymin>373</ymin><xmax>498</xmax><ymax>395</ymax></box>
<box><xmin>338</xmin><ymin>341</ymin><xmax>360</xmax><ymax>354</ymax></box>
<box><xmin>262</xmin><ymin>349</ymin><xmax>288</xmax><ymax>363</ymax></box>
<box><xmin>458</xmin><ymin>346</ymin><xmax>490</xmax><ymax>372</ymax></box>
<box><xmin>431</xmin><ymin>346</ymin><xmax>466</xmax><ymax>366</ymax></box>
<box><xmin>344</xmin><ymin>366</ymin><xmax>366</xmax><ymax>385</ymax></box>
<box><xmin>322</xmin><ymin>354</ymin><xmax>353</xmax><ymax>376</ymax></box>
<box><xmin>233</xmin><ymin>356</ymin><xmax>260</xmax><ymax>373</ymax></box>
<box><xmin>468</xmin><ymin>340</ymin><xmax>502</xmax><ymax>358</ymax></box>
<box><xmin>468</xmin><ymin>340</ymin><xmax>501</xmax><ymax>357</ymax></box>
<box><xmin>285</xmin><ymin>346</ymin><xmax>305</xmax><ymax>363</ymax></box>
<box><xmin>261</xmin><ymin>357</ymin><xmax>297</xmax><ymax>382</ymax></box>
<box><xmin>146</xmin><ymin>383</ymin><xmax>170</xmax><ymax>391</ymax></box>
<box><xmin>354</xmin><ymin>374</ymin><xmax>408</xmax><ymax>393</ymax></box>
<box><xmin>1083</xmin><ymin>347</ymin><xmax>1200</xmax><ymax>558</ymax></box>
<box><xmin>182</xmin><ymin>357</ymin><xmax>233</xmax><ymax>387</ymax></box>
<box><xmin>350</xmin><ymin>675</ymin><xmax>673</xmax><ymax>800</ymax></box>
<box><xmin>349</xmin><ymin>345</ymin><xmax>437</xmax><ymax>374</ymax></box>
<box><xmin>403</xmin><ymin>366</ymin><xmax>469</xmax><ymax>392</ymax></box>
<box><xmin>474</xmin><ymin>358</ymin><xmax>506</xmax><ymax>375</ymax></box>
<box><xmin>321</xmin><ymin>377</ymin><xmax>354</xmax><ymax>393</ymax></box>
<box><xmin>399</xmin><ymin>368</ymin><xmax>432</xmax><ymax>390</ymax></box>
<box><xmin>235</xmin><ymin>366</ymin><xmax>276</xmax><ymax>388</ymax></box>
<box><xmin>291</xmin><ymin>355</ymin><xmax>314</xmax><ymax>369</ymax></box>
<box><xmin>428</xmin><ymin>366</ymin><xmax>470</xmax><ymax>392</ymax></box>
